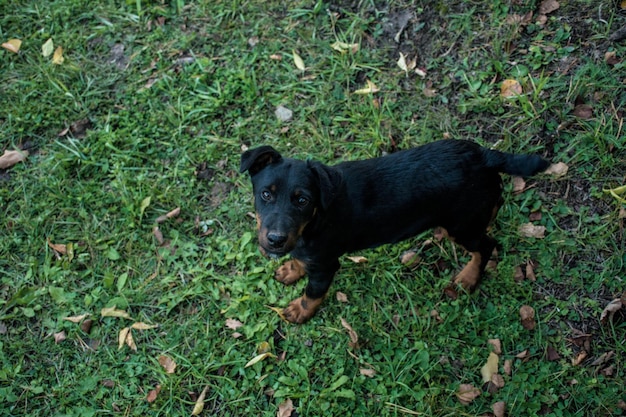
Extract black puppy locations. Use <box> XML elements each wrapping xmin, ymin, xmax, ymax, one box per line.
<box><xmin>240</xmin><ymin>140</ymin><xmax>549</xmax><ymax>323</ymax></box>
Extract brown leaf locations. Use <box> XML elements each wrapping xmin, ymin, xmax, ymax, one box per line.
<box><xmin>544</xmin><ymin>162</ymin><xmax>568</xmax><ymax>178</ymax></box>
<box><xmin>492</xmin><ymin>401</ymin><xmax>506</xmax><ymax>417</ymax></box>
<box><xmin>340</xmin><ymin>318</ymin><xmax>359</xmax><ymax>348</ymax></box>
<box><xmin>516</xmin><ymin>349</ymin><xmax>530</xmax><ymax>359</ymax></box>
<box><xmin>336</xmin><ymin>291</ymin><xmax>349</xmax><ymax>303</ymax></box>
<box><xmin>590</xmin><ymin>350</ymin><xmax>614</xmax><ymax>367</ymax></box>
<box><xmin>604</xmin><ymin>51</ymin><xmax>620</xmax><ymax>66</ymax></box>
<box><xmin>546</xmin><ymin>345</ymin><xmax>560</xmax><ymax>361</ymax></box>
<box><xmin>501</xmin><ymin>79</ymin><xmax>523</xmax><ymax>97</ymax></box>
<box><xmin>529</xmin><ymin>211</ymin><xmax>542</xmax><ymax>221</ymax></box>
<box><xmin>225</xmin><ymin>318</ymin><xmax>244</xmax><ymax>330</ymax></box>
<box><xmin>0</xmin><ymin>149</ymin><xmax>29</xmax><ymax>169</ymax></box>
<box><xmin>486</xmin><ymin>373</ymin><xmax>505</xmax><ymax>393</ymax></box>
<box><xmin>430</xmin><ymin>309</ymin><xmax>443</xmax><ymax>323</ymax></box>
<box><xmin>102</xmin><ymin>379</ymin><xmax>115</xmax><ymax>388</ymax></box>
<box><xmin>156</xmin><ymin>207</ymin><xmax>181</xmax><ymax>223</ymax></box>
<box><xmin>359</xmin><ymin>368</ymin><xmax>376</xmax><ymax>378</ymax></box>
<box><xmin>600</xmin><ymin>298</ymin><xmax>623</xmax><ymax>323</ymax></box>
<box><xmin>514</xmin><ymin>265</ymin><xmax>525</xmax><ymax>282</ymax></box>
<box><xmin>512</xmin><ymin>176</ymin><xmax>526</xmax><ymax>193</ymax></box>
<box><xmin>520</xmin><ymin>305</ymin><xmax>536</xmax><ymax>330</ymax></box>
<box><xmin>488</xmin><ymin>339</ymin><xmax>502</xmax><ymax>355</ymax></box>
<box><xmin>503</xmin><ymin>359</ymin><xmax>512</xmax><ymax>375</ymax></box>
<box><xmin>525</xmin><ymin>260</ymin><xmax>537</xmax><ymax>281</ymax></box>
<box><xmin>146</xmin><ymin>385</ymin><xmax>161</xmax><ymax>403</ymax></box>
<box><xmin>153</xmin><ymin>226</ymin><xmax>165</xmax><ymax>246</ymax></box>
<box><xmin>54</xmin><ymin>331</ymin><xmax>66</xmax><ymax>344</ymax></box>
<box><xmin>519</xmin><ymin>223</ymin><xmax>546</xmax><ymax>238</ymax></box>
<box><xmin>158</xmin><ymin>355</ymin><xmax>177</xmax><ymax>374</ymax></box>
<box><xmin>400</xmin><ymin>250</ymin><xmax>420</xmax><ymax>268</ymax></box>
<box><xmin>538</xmin><ymin>0</ymin><xmax>559</xmax><ymax>14</ymax></box>
<box><xmin>456</xmin><ymin>384</ymin><xmax>481</xmax><ymax>405</ymax></box>
<box><xmin>572</xmin><ymin>351</ymin><xmax>587</xmax><ymax>366</ymax></box>
<box><xmin>347</xmin><ymin>256</ymin><xmax>368</xmax><ymax>264</ymax></box>
<box><xmin>573</xmin><ymin>104</ymin><xmax>593</xmax><ymax>119</ymax></box>
<box><xmin>277</xmin><ymin>398</ymin><xmax>295</xmax><ymax>417</ymax></box>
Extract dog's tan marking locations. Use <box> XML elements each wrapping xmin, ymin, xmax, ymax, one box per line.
<box><xmin>452</xmin><ymin>251</ymin><xmax>482</xmax><ymax>291</ymax></box>
<box><xmin>283</xmin><ymin>295</ymin><xmax>324</xmax><ymax>324</ymax></box>
<box><xmin>275</xmin><ymin>259</ymin><xmax>306</xmax><ymax>285</ymax></box>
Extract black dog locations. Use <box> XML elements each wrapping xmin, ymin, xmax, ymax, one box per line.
<box><xmin>240</xmin><ymin>140</ymin><xmax>549</xmax><ymax>323</ymax></box>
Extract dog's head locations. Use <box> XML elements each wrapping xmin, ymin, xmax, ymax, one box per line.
<box><xmin>240</xmin><ymin>146</ymin><xmax>342</xmax><ymax>256</ymax></box>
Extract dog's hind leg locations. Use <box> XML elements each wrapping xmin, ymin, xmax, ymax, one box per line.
<box><xmin>443</xmin><ymin>233</ymin><xmax>496</xmax><ymax>298</ymax></box>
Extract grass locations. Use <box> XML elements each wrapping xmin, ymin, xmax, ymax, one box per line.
<box><xmin>1</xmin><ymin>0</ymin><xmax>625</xmax><ymax>416</ymax></box>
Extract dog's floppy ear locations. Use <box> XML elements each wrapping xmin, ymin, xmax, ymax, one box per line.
<box><xmin>240</xmin><ymin>146</ymin><xmax>282</xmax><ymax>176</ymax></box>
<box><xmin>308</xmin><ymin>161</ymin><xmax>343</xmax><ymax>210</ymax></box>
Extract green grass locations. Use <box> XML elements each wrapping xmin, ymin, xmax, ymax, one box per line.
<box><xmin>1</xmin><ymin>0</ymin><xmax>625</xmax><ymax>416</ymax></box>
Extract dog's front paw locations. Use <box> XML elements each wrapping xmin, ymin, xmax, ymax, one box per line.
<box><xmin>275</xmin><ymin>259</ymin><xmax>306</xmax><ymax>285</ymax></box>
<box><xmin>283</xmin><ymin>296</ymin><xmax>323</xmax><ymax>324</ymax></box>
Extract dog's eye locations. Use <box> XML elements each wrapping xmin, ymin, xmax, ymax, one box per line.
<box><xmin>296</xmin><ymin>196</ymin><xmax>309</xmax><ymax>207</ymax></box>
<box><xmin>261</xmin><ymin>190</ymin><xmax>272</xmax><ymax>201</ymax></box>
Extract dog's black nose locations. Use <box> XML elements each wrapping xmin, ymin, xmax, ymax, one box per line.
<box><xmin>267</xmin><ymin>232</ymin><xmax>288</xmax><ymax>248</ymax></box>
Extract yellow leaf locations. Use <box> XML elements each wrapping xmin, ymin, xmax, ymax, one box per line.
<box><xmin>397</xmin><ymin>52</ymin><xmax>408</xmax><ymax>73</ymax></box>
<box><xmin>353</xmin><ymin>80</ymin><xmax>379</xmax><ymax>95</ymax></box>
<box><xmin>125</xmin><ymin>329</ymin><xmax>137</xmax><ymax>351</ymax></box>
<box><xmin>330</xmin><ymin>41</ymin><xmax>359</xmax><ymax>54</ymax></box>
<box><xmin>1</xmin><ymin>39</ymin><xmax>22</xmax><ymax>53</ymax></box>
<box><xmin>131</xmin><ymin>322</ymin><xmax>158</xmax><ymax>330</ymax></box>
<box><xmin>42</xmin><ymin>38</ymin><xmax>54</xmax><ymax>57</ymax></box>
<box><xmin>191</xmin><ymin>386</ymin><xmax>209</xmax><ymax>415</ymax></box>
<box><xmin>244</xmin><ymin>352</ymin><xmax>276</xmax><ymax>368</ymax></box>
<box><xmin>118</xmin><ymin>327</ymin><xmax>131</xmax><ymax>350</ymax></box>
<box><xmin>480</xmin><ymin>352</ymin><xmax>499</xmax><ymax>383</ymax></box>
<box><xmin>292</xmin><ymin>50</ymin><xmax>305</xmax><ymax>71</ymax></box>
<box><xmin>501</xmin><ymin>79</ymin><xmax>522</xmax><ymax>97</ymax></box>
<box><xmin>63</xmin><ymin>314</ymin><xmax>90</xmax><ymax>323</ymax></box>
<box><xmin>603</xmin><ymin>184</ymin><xmax>626</xmax><ymax>204</ymax></box>
<box><xmin>52</xmin><ymin>46</ymin><xmax>64</xmax><ymax>64</ymax></box>
<box><xmin>101</xmin><ymin>306</ymin><xmax>132</xmax><ymax>319</ymax></box>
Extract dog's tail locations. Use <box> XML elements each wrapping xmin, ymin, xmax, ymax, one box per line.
<box><xmin>482</xmin><ymin>148</ymin><xmax>550</xmax><ymax>177</ymax></box>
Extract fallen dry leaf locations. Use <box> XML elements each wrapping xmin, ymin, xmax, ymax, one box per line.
<box><xmin>514</xmin><ymin>265</ymin><xmax>525</xmax><ymax>282</ymax></box>
<box><xmin>519</xmin><ymin>223</ymin><xmax>546</xmax><ymax>238</ymax></box>
<box><xmin>155</xmin><ymin>207</ymin><xmax>181</xmax><ymax>223</ymax></box>
<box><xmin>590</xmin><ymin>350</ymin><xmax>614</xmax><ymax>367</ymax></box>
<box><xmin>488</xmin><ymin>339</ymin><xmax>502</xmax><ymax>355</ymax></box>
<box><xmin>572</xmin><ymin>351</ymin><xmax>587</xmax><ymax>366</ymax></box>
<box><xmin>516</xmin><ymin>349</ymin><xmax>530</xmax><ymax>359</ymax></box>
<box><xmin>354</xmin><ymin>80</ymin><xmax>379</xmax><ymax>95</ymax></box>
<box><xmin>54</xmin><ymin>331</ymin><xmax>66</xmax><ymax>344</ymax></box>
<box><xmin>292</xmin><ymin>50</ymin><xmax>305</xmax><ymax>71</ymax></box>
<box><xmin>347</xmin><ymin>256</ymin><xmax>368</xmax><ymax>263</ymax></box>
<box><xmin>80</xmin><ymin>319</ymin><xmax>93</xmax><ymax>334</ymax></box>
<box><xmin>600</xmin><ymin>298</ymin><xmax>623</xmax><ymax>323</ymax></box>
<box><xmin>226</xmin><ymin>318</ymin><xmax>244</xmax><ymax>330</ymax></box>
<box><xmin>331</xmin><ymin>41</ymin><xmax>359</xmax><ymax>54</ymax></box>
<box><xmin>340</xmin><ymin>317</ymin><xmax>359</xmax><ymax>348</ymax></box>
<box><xmin>525</xmin><ymin>260</ymin><xmax>537</xmax><ymax>281</ymax></box>
<box><xmin>146</xmin><ymin>384</ymin><xmax>161</xmax><ymax>403</ymax></box>
<box><xmin>245</xmin><ymin>352</ymin><xmax>276</xmax><ymax>368</ymax></box>
<box><xmin>158</xmin><ymin>355</ymin><xmax>177</xmax><ymax>374</ymax></box>
<box><xmin>153</xmin><ymin>226</ymin><xmax>165</xmax><ymax>245</ymax></box>
<box><xmin>0</xmin><ymin>149</ymin><xmax>29</xmax><ymax>169</ymax></box>
<box><xmin>118</xmin><ymin>326</ymin><xmax>137</xmax><ymax>351</ymax></box>
<box><xmin>101</xmin><ymin>306</ymin><xmax>131</xmax><ymax>319</ymax></box>
<box><xmin>191</xmin><ymin>386</ymin><xmax>210</xmax><ymax>415</ymax></box>
<box><xmin>486</xmin><ymin>373</ymin><xmax>505</xmax><ymax>393</ymax></box>
<box><xmin>1</xmin><ymin>38</ymin><xmax>22</xmax><ymax>53</ymax></box>
<box><xmin>131</xmin><ymin>322</ymin><xmax>158</xmax><ymax>330</ymax></box>
<box><xmin>512</xmin><ymin>176</ymin><xmax>526</xmax><ymax>193</ymax></box>
<box><xmin>501</xmin><ymin>79</ymin><xmax>523</xmax><ymax>97</ymax></box>
<box><xmin>336</xmin><ymin>291</ymin><xmax>349</xmax><ymax>303</ymax></box>
<box><xmin>456</xmin><ymin>383</ymin><xmax>481</xmax><ymax>405</ymax></box>
<box><xmin>544</xmin><ymin>161</ymin><xmax>568</xmax><ymax>177</ymax></box>
<box><xmin>63</xmin><ymin>314</ymin><xmax>90</xmax><ymax>323</ymax></box>
<box><xmin>503</xmin><ymin>359</ymin><xmax>512</xmax><ymax>375</ymax></box>
<box><xmin>42</xmin><ymin>38</ymin><xmax>54</xmax><ymax>57</ymax></box>
<box><xmin>400</xmin><ymin>250</ymin><xmax>420</xmax><ymax>268</ymax></box>
<box><xmin>52</xmin><ymin>46</ymin><xmax>64</xmax><ymax>64</ymax></box>
<box><xmin>492</xmin><ymin>401</ymin><xmax>506</xmax><ymax>417</ymax></box>
<box><xmin>539</xmin><ymin>0</ymin><xmax>560</xmax><ymax>15</ymax></box>
<box><xmin>573</xmin><ymin>103</ymin><xmax>593</xmax><ymax>119</ymax></box>
<box><xmin>481</xmin><ymin>352</ymin><xmax>499</xmax><ymax>383</ymax></box>
<box><xmin>277</xmin><ymin>398</ymin><xmax>295</xmax><ymax>417</ymax></box>
<box><xmin>546</xmin><ymin>345</ymin><xmax>560</xmax><ymax>361</ymax></box>
<box><xmin>520</xmin><ymin>305</ymin><xmax>536</xmax><ymax>330</ymax></box>
<box><xmin>359</xmin><ymin>368</ymin><xmax>376</xmax><ymax>378</ymax></box>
